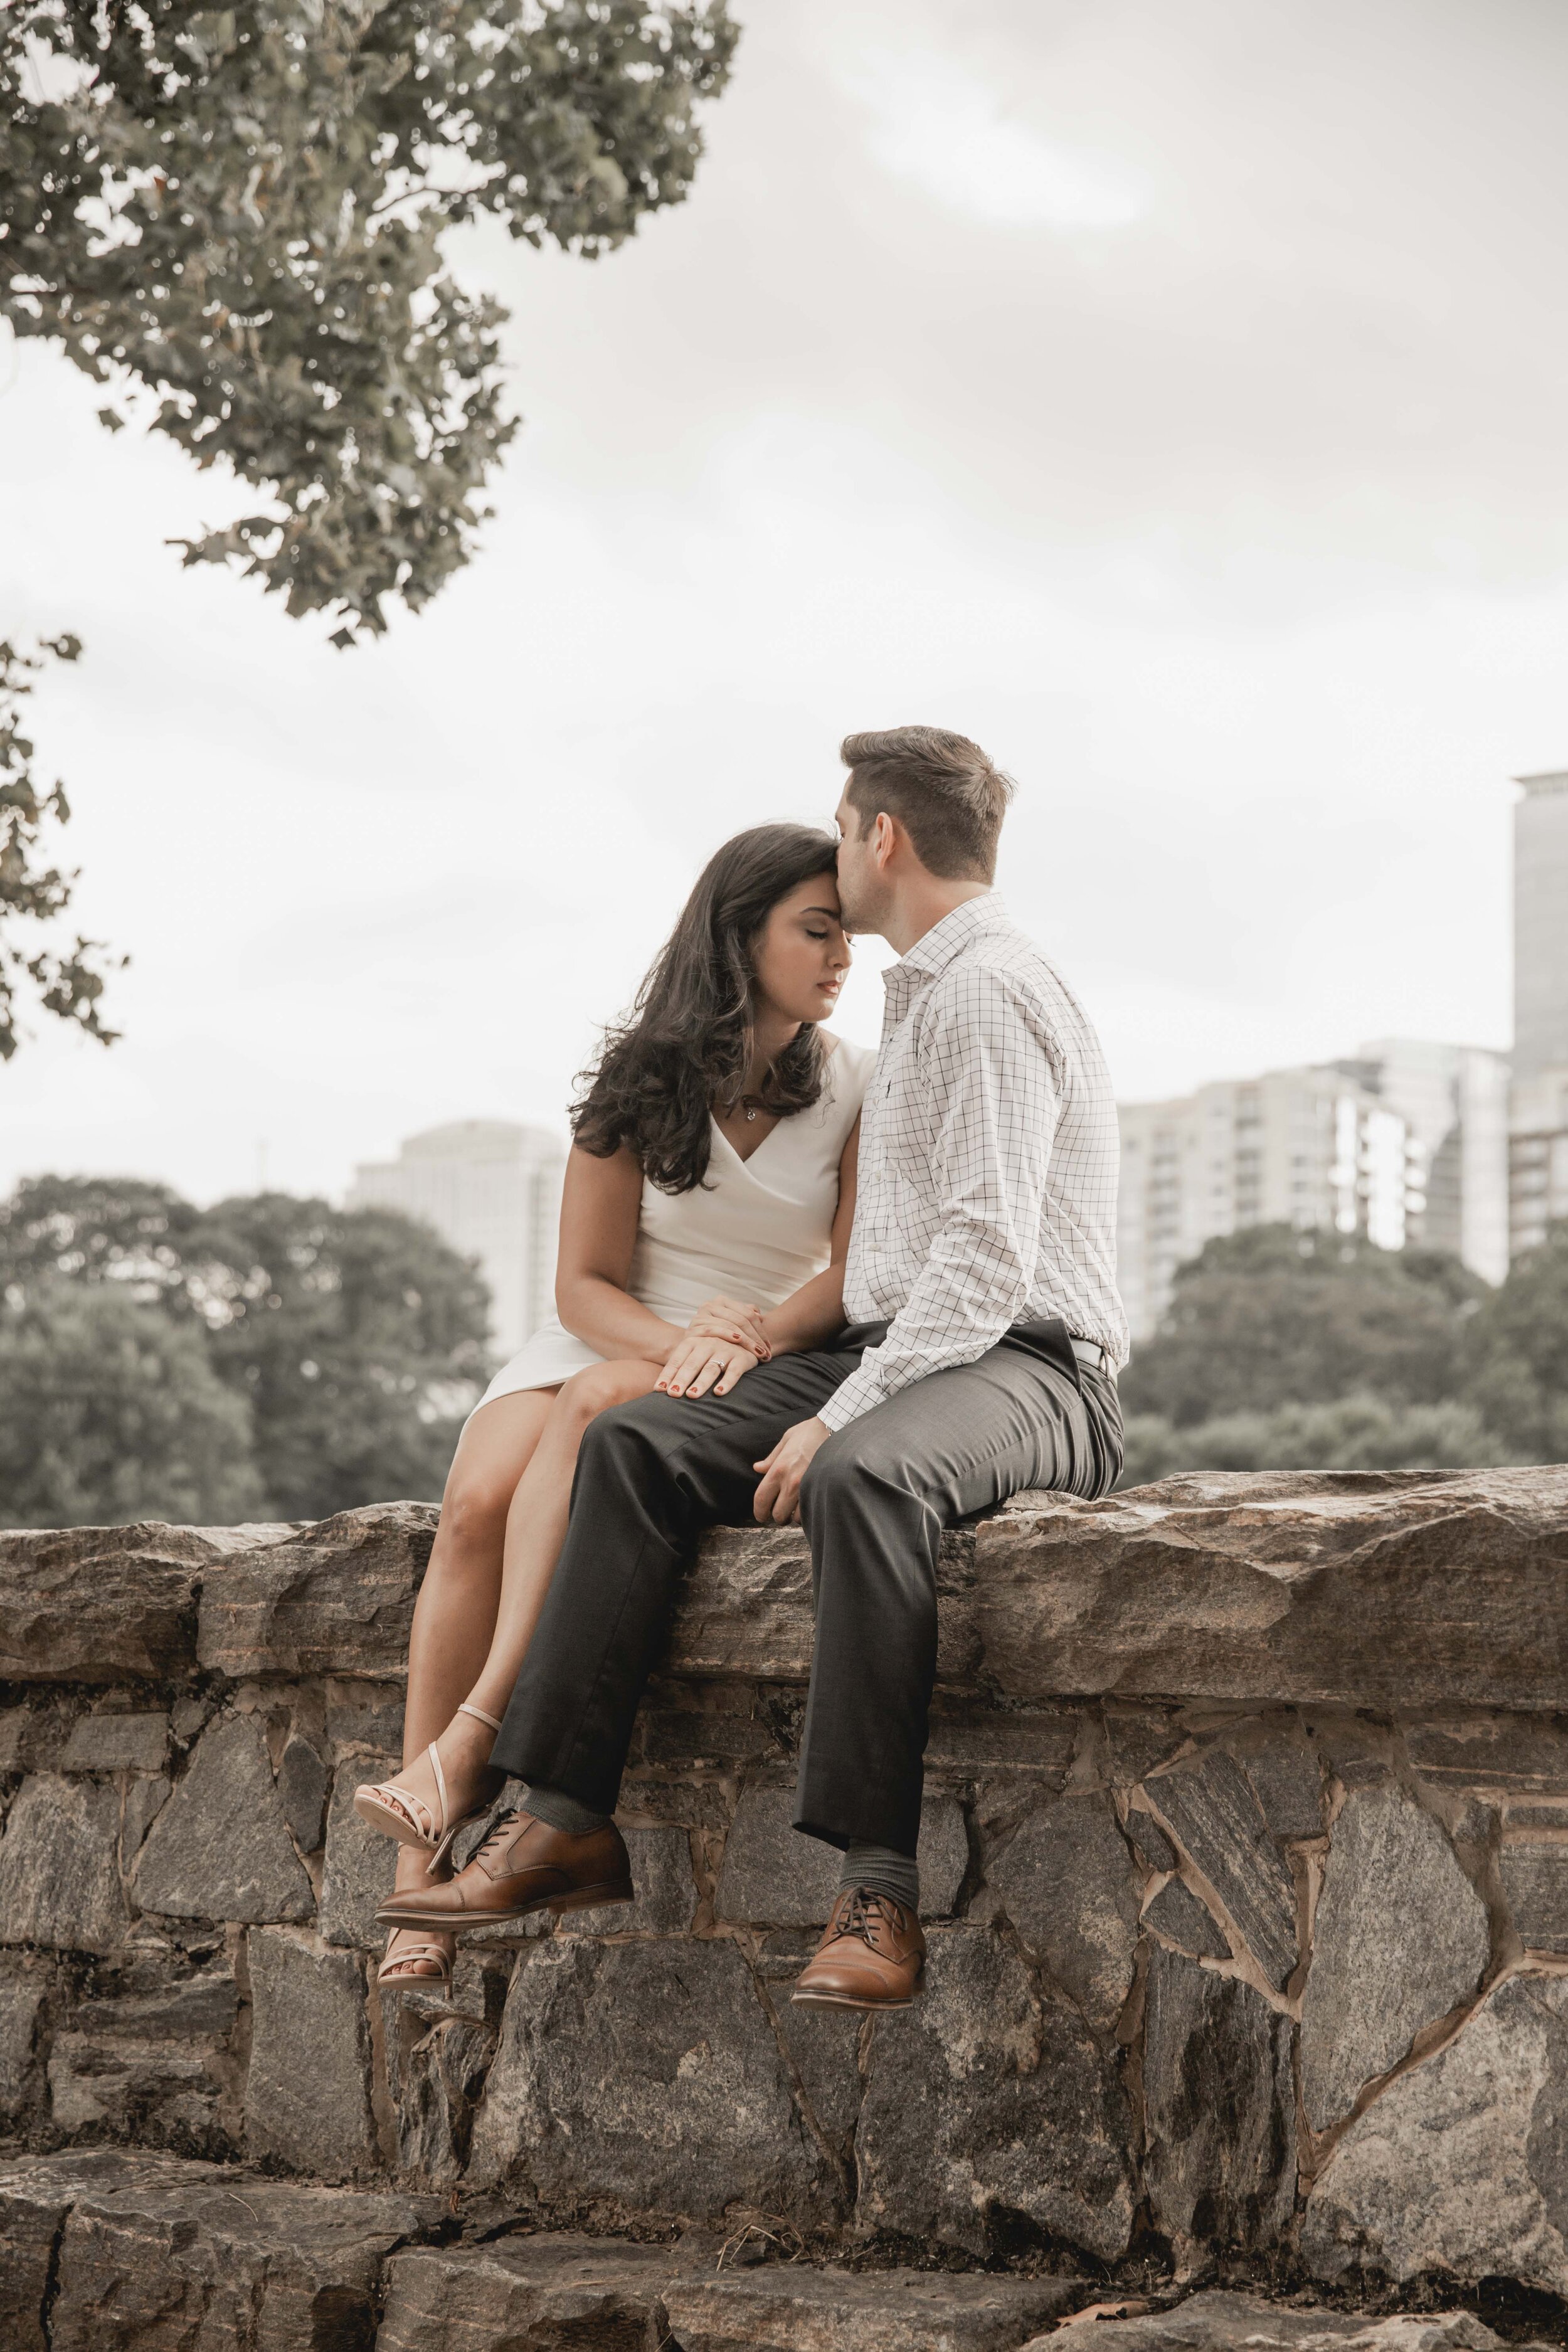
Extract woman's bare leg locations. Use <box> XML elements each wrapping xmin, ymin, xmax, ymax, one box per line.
<box><xmin>464</xmin><ymin>1359</ymin><xmax>664</xmax><ymax>1725</ymax></box>
<box><xmin>378</xmin><ymin>1388</ymin><xmax>555</xmax><ymax>1983</ymax></box>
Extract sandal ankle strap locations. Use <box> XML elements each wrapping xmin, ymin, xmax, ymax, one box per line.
<box><xmin>458</xmin><ymin>1700</ymin><xmax>504</xmax><ymax>1734</ymax></box>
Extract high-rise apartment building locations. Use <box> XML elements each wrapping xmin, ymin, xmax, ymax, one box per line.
<box><xmin>1337</xmin><ymin>1040</ymin><xmax>1511</xmax><ymax>1285</ymax></box>
<box><xmin>349</xmin><ymin>1121</ymin><xmax>566</xmax><ymax>1360</ymax></box>
<box><xmin>1116</xmin><ymin>1066</ymin><xmax>1412</xmax><ymax>1342</ymax></box>
<box><xmin>1510</xmin><ymin>771</ymin><xmax>1568</xmax><ymax>1259</ymax></box>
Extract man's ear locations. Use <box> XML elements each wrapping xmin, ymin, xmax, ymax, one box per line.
<box><xmin>872</xmin><ymin>812</ymin><xmax>898</xmax><ymax>869</ymax></box>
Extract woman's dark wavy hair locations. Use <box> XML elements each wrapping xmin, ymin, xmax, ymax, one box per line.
<box><xmin>572</xmin><ymin>824</ymin><xmax>839</xmax><ymax>1194</ymax></box>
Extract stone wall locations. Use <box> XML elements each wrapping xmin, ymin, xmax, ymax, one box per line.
<box><xmin>3</xmin><ymin>1470</ymin><xmax>1568</xmax><ymax>2330</ymax></box>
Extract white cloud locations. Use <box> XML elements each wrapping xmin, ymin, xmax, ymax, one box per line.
<box><xmin>844</xmin><ymin>46</ymin><xmax>1148</xmax><ymax>230</ymax></box>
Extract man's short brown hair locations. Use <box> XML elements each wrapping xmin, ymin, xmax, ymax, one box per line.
<box><xmin>840</xmin><ymin>726</ymin><xmax>1015</xmax><ymax>882</ymax></box>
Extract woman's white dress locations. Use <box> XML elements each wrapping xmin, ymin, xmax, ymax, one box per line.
<box><xmin>476</xmin><ymin>1036</ymin><xmax>877</xmax><ymax>1406</ymax></box>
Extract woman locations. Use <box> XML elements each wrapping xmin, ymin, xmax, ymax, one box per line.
<box><xmin>358</xmin><ymin>824</ymin><xmax>874</xmax><ymax>1990</ymax></box>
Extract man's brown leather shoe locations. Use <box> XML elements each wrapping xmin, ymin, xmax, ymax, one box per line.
<box><xmin>791</xmin><ymin>1888</ymin><xmax>926</xmax><ymax>2010</ymax></box>
<box><xmin>375</xmin><ymin>1808</ymin><xmax>633</xmax><ymax>1932</ymax></box>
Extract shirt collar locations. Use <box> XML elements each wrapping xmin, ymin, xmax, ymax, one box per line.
<box><xmin>891</xmin><ymin>891</ymin><xmax>1008</xmax><ymax>983</ymax></box>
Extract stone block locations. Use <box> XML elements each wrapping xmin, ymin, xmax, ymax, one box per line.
<box><xmin>664</xmin><ymin>2264</ymin><xmax>1089</xmax><ymax>2352</ymax></box>
<box><xmin>1143</xmin><ymin>1875</ymin><xmax>1228</xmax><ymax>1960</ymax></box>
<box><xmin>1302</xmin><ymin>1974</ymin><xmax>1568</xmax><ymax>2298</ymax></box>
<box><xmin>969</xmin><ymin>1468</ymin><xmax>1568</xmax><ymax>1712</ymax></box>
<box><xmin>989</xmin><ymin>1789</ymin><xmax>1142</xmax><ymax>2030</ymax></box>
<box><xmin>319</xmin><ymin>1757</ymin><xmax>398</xmax><ymax>1947</ymax></box>
<box><xmin>0</xmin><ymin>1774</ymin><xmax>131</xmax><ymax>1953</ymax></box>
<box><xmin>383</xmin><ymin>2006</ymin><xmax>496</xmax><ymax>2189</ymax></box>
<box><xmin>0</xmin><ymin>2149</ymin><xmax>436</xmax><ymax>2352</ymax></box>
<box><xmin>565</xmin><ymin>1825</ymin><xmax>697</xmax><ymax>1934</ymax></box>
<box><xmin>134</xmin><ymin>1714</ymin><xmax>314</xmax><ymax>1926</ymax></box>
<box><xmin>276</xmin><ymin>1734</ymin><xmax>328</xmax><ymax>1853</ymax></box>
<box><xmin>1242</xmin><ymin>1739</ymin><xmax>1326</xmax><ymax>1840</ymax></box>
<box><xmin>1406</xmin><ymin>1716</ymin><xmax>1568</xmax><ymax>1790</ymax></box>
<box><xmin>665</xmin><ymin>1523</ymin><xmax>817</xmax><ymax>1683</ymax></box>
<box><xmin>197</xmin><ymin>1503</ymin><xmax>437</xmax><ymax>1680</ymax></box>
<box><xmin>378</xmin><ymin>2234</ymin><xmax>691</xmax><ymax>2352</ymax></box>
<box><xmin>61</xmin><ymin>1711</ymin><xmax>171</xmax><ymax>1775</ymax></box>
<box><xmin>325</xmin><ymin>1680</ymin><xmax>406</xmax><ymax>1756</ymax></box>
<box><xmin>0</xmin><ymin>1954</ymin><xmax>48</xmax><ymax>2120</ymax></box>
<box><xmin>1142</xmin><ymin>1945</ymin><xmax>1296</xmax><ymax>2253</ymax></box>
<box><xmin>467</xmin><ymin>1935</ymin><xmax>822</xmax><ymax>2224</ymax></box>
<box><xmin>1502</xmin><ymin>1840</ymin><xmax>1568</xmax><ymax>1952</ymax></box>
<box><xmin>119</xmin><ymin>1776</ymin><xmax>171</xmax><ymax>1873</ymax></box>
<box><xmin>715</xmin><ymin>1786</ymin><xmax>964</xmax><ymax>1928</ymax></box>
<box><xmin>0</xmin><ymin>1523</ymin><xmax>227</xmax><ymax>1684</ymax></box>
<box><xmin>927</xmin><ymin>1699</ymin><xmax>1080</xmax><ymax>1777</ymax></box>
<box><xmin>777</xmin><ymin>1998</ymin><xmax>862</xmax><ymax>2149</ymax></box>
<box><xmin>1125</xmin><ymin>1800</ymin><xmax>1179</xmax><ymax>1875</ymax></box>
<box><xmin>1044</xmin><ymin>2292</ymin><xmax>1514</xmax><ymax>2350</ymax></box>
<box><xmin>855</xmin><ymin>1925</ymin><xmax>1135</xmax><ymax>2263</ymax></box>
<box><xmin>1146</xmin><ymin>1751</ymin><xmax>1298</xmax><ymax>1989</ymax></box>
<box><xmin>245</xmin><ymin>1930</ymin><xmax>378</xmax><ymax>2178</ymax></box>
<box><xmin>72</xmin><ymin>1966</ymin><xmax>240</xmax><ymax>2041</ymax></box>
<box><xmin>48</xmin><ymin>2033</ymin><xmax>225</xmax><ymax>2153</ymax></box>
<box><xmin>1300</xmin><ymin>1785</ymin><xmax>1489</xmax><ymax>2131</ymax></box>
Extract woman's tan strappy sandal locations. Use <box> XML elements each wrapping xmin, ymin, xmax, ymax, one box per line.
<box><xmin>377</xmin><ymin>1926</ymin><xmax>454</xmax><ymax>1996</ymax></box>
<box><xmin>352</xmin><ymin>1700</ymin><xmax>504</xmax><ymax>1872</ymax></box>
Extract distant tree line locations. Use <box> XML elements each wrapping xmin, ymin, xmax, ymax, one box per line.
<box><xmin>0</xmin><ymin>1177</ymin><xmax>491</xmax><ymax>1528</ymax></box>
<box><xmin>1120</xmin><ymin>1222</ymin><xmax>1568</xmax><ymax>1484</ymax></box>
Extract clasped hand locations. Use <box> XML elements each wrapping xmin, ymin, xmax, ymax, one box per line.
<box><xmin>656</xmin><ymin>1295</ymin><xmax>770</xmax><ymax>1399</ymax></box>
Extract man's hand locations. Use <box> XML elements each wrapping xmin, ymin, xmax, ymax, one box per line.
<box><xmin>753</xmin><ymin>1417</ymin><xmax>831</xmax><ymax>1525</ymax></box>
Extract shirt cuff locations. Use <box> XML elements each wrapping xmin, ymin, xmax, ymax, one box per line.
<box><xmin>817</xmin><ymin>1364</ymin><xmax>887</xmax><ymax>1433</ymax></box>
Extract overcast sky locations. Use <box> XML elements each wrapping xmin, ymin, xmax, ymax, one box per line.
<box><xmin>3</xmin><ymin>0</ymin><xmax>1566</xmax><ymax>1205</ymax></box>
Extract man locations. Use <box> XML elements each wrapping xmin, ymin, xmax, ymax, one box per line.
<box><xmin>381</xmin><ymin>726</ymin><xmax>1129</xmax><ymax>2008</ymax></box>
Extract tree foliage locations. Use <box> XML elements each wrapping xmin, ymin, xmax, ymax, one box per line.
<box><xmin>0</xmin><ymin>1172</ymin><xmax>492</xmax><ymax>1520</ymax></box>
<box><xmin>1465</xmin><ymin>1224</ymin><xmax>1568</xmax><ymax>1465</ymax></box>
<box><xmin>1120</xmin><ymin>1224</ymin><xmax>1488</xmax><ymax>1429</ymax></box>
<box><xmin>0</xmin><ymin>0</ymin><xmax>736</xmax><ymax>640</ymax></box>
<box><xmin>0</xmin><ymin>635</ymin><xmax>121</xmax><ymax>1057</ymax></box>
<box><xmin>0</xmin><ymin>1278</ymin><xmax>264</xmax><ymax>1527</ymax></box>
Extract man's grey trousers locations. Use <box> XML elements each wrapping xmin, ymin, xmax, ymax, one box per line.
<box><xmin>490</xmin><ymin>1319</ymin><xmax>1124</xmax><ymax>1857</ymax></box>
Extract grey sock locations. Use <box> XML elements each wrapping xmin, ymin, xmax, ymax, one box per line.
<box><xmin>840</xmin><ymin>1842</ymin><xmax>919</xmax><ymax>1915</ymax></box>
<box><xmin>522</xmin><ymin>1783</ymin><xmax>612</xmax><ymax>1837</ymax></box>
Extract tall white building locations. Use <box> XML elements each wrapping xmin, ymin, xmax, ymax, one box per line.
<box><xmin>1510</xmin><ymin>772</ymin><xmax>1568</xmax><ymax>1259</ymax></box>
<box><xmin>1117</xmin><ymin>1067</ymin><xmax>1412</xmax><ymax>1343</ymax></box>
<box><xmin>349</xmin><ymin>1121</ymin><xmax>566</xmax><ymax>1360</ymax></box>
<box><xmin>1337</xmin><ymin>1040</ymin><xmax>1511</xmax><ymax>1285</ymax></box>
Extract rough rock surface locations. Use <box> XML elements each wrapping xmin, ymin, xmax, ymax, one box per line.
<box><xmin>1142</xmin><ymin>1945</ymin><xmax>1296</xmax><ymax>2252</ymax></box>
<box><xmin>989</xmin><ymin>1788</ymin><xmax>1142</xmax><ymax>2029</ymax></box>
<box><xmin>275</xmin><ymin>1732</ymin><xmax>328</xmax><ymax>1853</ymax></box>
<box><xmin>664</xmin><ymin>2264</ymin><xmax>1089</xmax><ymax>2352</ymax></box>
<box><xmin>134</xmin><ymin>1713</ymin><xmax>314</xmax><ymax>1926</ymax></box>
<box><xmin>1143</xmin><ymin>1875</ymin><xmax>1229</xmax><ymax>1959</ymax></box>
<box><xmin>319</xmin><ymin>1756</ymin><xmax>398</xmax><ymax>1947</ymax></box>
<box><xmin>378</xmin><ymin>2233</ymin><xmax>692</xmax><ymax>2352</ymax></box>
<box><xmin>1302</xmin><ymin>1974</ymin><xmax>1568</xmax><ymax>2296</ymax></box>
<box><xmin>60</xmin><ymin>1710</ymin><xmax>171</xmax><ymax>1774</ymax></box>
<box><xmin>0</xmin><ymin>2148</ymin><xmax>435</xmax><ymax>2352</ymax></box>
<box><xmin>245</xmin><ymin>1931</ymin><xmax>378</xmax><ymax>2177</ymax></box>
<box><xmin>854</xmin><ymin>1925</ymin><xmax>1135</xmax><ymax>2262</ymax></box>
<box><xmin>970</xmin><ymin>1468</ymin><xmax>1568</xmax><ymax>1708</ymax></box>
<box><xmin>1042</xmin><ymin>2293</ymin><xmax>1522</xmax><ymax>2350</ymax></box>
<box><xmin>1145</xmin><ymin>1749</ymin><xmax>1299</xmax><ymax>1989</ymax></box>
<box><xmin>196</xmin><ymin>1502</ymin><xmax>437</xmax><ymax>1680</ymax></box>
<box><xmin>0</xmin><ymin>1954</ymin><xmax>46</xmax><ymax>2119</ymax></box>
<box><xmin>467</xmin><ymin>1935</ymin><xmax>822</xmax><ymax>2222</ymax></box>
<box><xmin>0</xmin><ymin>1774</ymin><xmax>131</xmax><ymax>1953</ymax></box>
<box><xmin>1300</xmin><ymin>1785</ymin><xmax>1490</xmax><ymax>2131</ymax></box>
<box><xmin>1500</xmin><ymin>1838</ymin><xmax>1568</xmax><ymax>1954</ymax></box>
<box><xmin>0</xmin><ymin>1524</ymin><xmax>225</xmax><ymax>1683</ymax></box>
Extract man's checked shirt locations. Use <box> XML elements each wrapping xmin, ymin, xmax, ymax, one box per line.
<box><xmin>817</xmin><ymin>893</ymin><xmax>1130</xmax><ymax>1433</ymax></box>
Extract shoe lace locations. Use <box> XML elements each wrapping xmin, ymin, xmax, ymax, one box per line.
<box><xmin>827</xmin><ymin>1887</ymin><xmax>901</xmax><ymax>1947</ymax></box>
<box><xmin>471</xmin><ymin>1804</ymin><xmax>522</xmax><ymax>1868</ymax></box>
